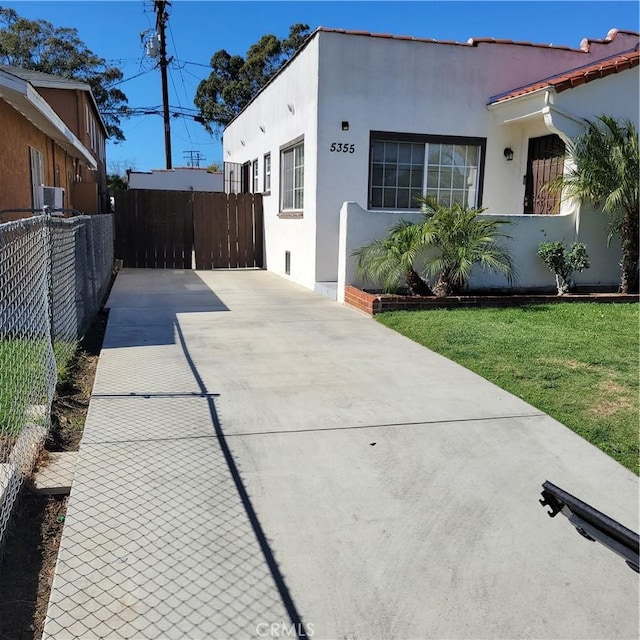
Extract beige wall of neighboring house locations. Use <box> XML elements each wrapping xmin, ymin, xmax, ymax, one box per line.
<box><xmin>0</xmin><ymin>97</ymin><xmax>76</xmax><ymax>219</ymax></box>
<box><xmin>0</xmin><ymin>66</ymin><xmax>107</xmax><ymax>217</ymax></box>
<box><xmin>37</xmin><ymin>86</ymin><xmax>107</xmax><ymax>213</ymax></box>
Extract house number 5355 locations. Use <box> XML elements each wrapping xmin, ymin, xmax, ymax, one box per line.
<box><xmin>330</xmin><ymin>143</ymin><xmax>355</xmax><ymax>153</ymax></box>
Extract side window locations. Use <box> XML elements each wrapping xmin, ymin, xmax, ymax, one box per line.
<box><xmin>252</xmin><ymin>159</ymin><xmax>259</xmax><ymax>193</ymax></box>
<box><xmin>280</xmin><ymin>140</ymin><xmax>304</xmax><ymax>211</ymax></box>
<box><xmin>263</xmin><ymin>153</ymin><xmax>271</xmax><ymax>194</ymax></box>
<box><xmin>29</xmin><ymin>146</ymin><xmax>44</xmax><ymax>209</ymax></box>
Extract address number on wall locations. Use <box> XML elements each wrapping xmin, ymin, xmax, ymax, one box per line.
<box><xmin>329</xmin><ymin>143</ymin><xmax>355</xmax><ymax>153</ymax></box>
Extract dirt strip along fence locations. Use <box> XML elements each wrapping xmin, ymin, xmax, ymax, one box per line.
<box><xmin>0</xmin><ymin>214</ymin><xmax>114</xmax><ymax>554</ymax></box>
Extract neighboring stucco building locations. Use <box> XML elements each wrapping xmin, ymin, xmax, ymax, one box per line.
<box><xmin>222</xmin><ymin>27</ymin><xmax>639</xmax><ymax>296</ymax></box>
<box><xmin>0</xmin><ymin>65</ymin><xmax>108</xmax><ymax>216</ymax></box>
<box><xmin>127</xmin><ymin>167</ymin><xmax>224</xmax><ymax>192</ymax></box>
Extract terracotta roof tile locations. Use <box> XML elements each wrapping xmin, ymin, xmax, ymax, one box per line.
<box><xmin>489</xmin><ymin>50</ymin><xmax>640</xmax><ymax>103</ymax></box>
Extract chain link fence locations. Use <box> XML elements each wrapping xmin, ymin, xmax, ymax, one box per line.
<box><xmin>0</xmin><ymin>214</ymin><xmax>114</xmax><ymax>551</ymax></box>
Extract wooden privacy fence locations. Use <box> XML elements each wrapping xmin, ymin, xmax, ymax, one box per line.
<box><xmin>114</xmin><ymin>190</ymin><xmax>263</xmax><ymax>270</ymax></box>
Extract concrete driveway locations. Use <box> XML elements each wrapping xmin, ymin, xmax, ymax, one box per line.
<box><xmin>44</xmin><ymin>269</ymin><xmax>639</xmax><ymax>640</ymax></box>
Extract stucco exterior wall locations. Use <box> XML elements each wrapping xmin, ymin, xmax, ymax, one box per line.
<box><xmin>224</xmin><ymin>28</ymin><xmax>637</xmax><ymax>290</ymax></box>
<box><xmin>223</xmin><ymin>38</ymin><xmax>320</xmax><ymax>289</ymax></box>
<box><xmin>338</xmin><ymin>201</ymin><xmax>622</xmax><ymax>300</ymax></box>
<box><xmin>0</xmin><ymin>98</ymin><xmax>75</xmax><ymax>217</ymax></box>
<box><xmin>314</xmin><ymin>31</ymin><xmax>638</xmax><ymax>285</ymax></box>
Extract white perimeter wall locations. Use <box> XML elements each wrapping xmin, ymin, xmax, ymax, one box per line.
<box><xmin>128</xmin><ymin>169</ymin><xmax>223</xmax><ymax>192</ymax></box>
<box><xmin>338</xmin><ymin>201</ymin><xmax>622</xmax><ymax>301</ymax></box>
<box><xmin>223</xmin><ymin>38</ymin><xmax>320</xmax><ymax>289</ymax></box>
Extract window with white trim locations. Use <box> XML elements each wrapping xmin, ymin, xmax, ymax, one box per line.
<box><xmin>263</xmin><ymin>153</ymin><xmax>271</xmax><ymax>194</ymax></box>
<box><xmin>252</xmin><ymin>158</ymin><xmax>259</xmax><ymax>193</ymax></box>
<box><xmin>280</xmin><ymin>139</ymin><xmax>304</xmax><ymax>211</ymax></box>
<box><xmin>369</xmin><ymin>133</ymin><xmax>485</xmax><ymax>210</ymax></box>
<box><xmin>29</xmin><ymin>147</ymin><xmax>44</xmax><ymax>209</ymax></box>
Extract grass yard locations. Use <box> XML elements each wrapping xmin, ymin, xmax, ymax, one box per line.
<box><xmin>376</xmin><ymin>303</ymin><xmax>639</xmax><ymax>474</ymax></box>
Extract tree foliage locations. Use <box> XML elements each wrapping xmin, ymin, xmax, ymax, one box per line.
<box><xmin>0</xmin><ymin>6</ymin><xmax>129</xmax><ymax>141</ymax></box>
<box><xmin>353</xmin><ymin>200</ymin><xmax>516</xmax><ymax>298</ymax></box>
<box><xmin>353</xmin><ymin>220</ymin><xmax>432</xmax><ymax>295</ymax></box>
<box><xmin>416</xmin><ymin>199</ymin><xmax>516</xmax><ymax>297</ymax></box>
<box><xmin>548</xmin><ymin>115</ymin><xmax>638</xmax><ymax>293</ymax></box>
<box><xmin>194</xmin><ymin>23</ymin><xmax>310</xmax><ymax>134</ymax></box>
<box><xmin>537</xmin><ymin>242</ymin><xmax>590</xmax><ymax>295</ymax></box>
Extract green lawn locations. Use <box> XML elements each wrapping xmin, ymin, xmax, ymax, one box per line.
<box><xmin>376</xmin><ymin>303</ymin><xmax>639</xmax><ymax>474</ymax></box>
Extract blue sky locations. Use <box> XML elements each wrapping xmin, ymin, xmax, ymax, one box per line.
<box><xmin>3</xmin><ymin>1</ymin><xmax>638</xmax><ymax>173</ymax></box>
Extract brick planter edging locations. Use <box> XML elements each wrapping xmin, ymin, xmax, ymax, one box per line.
<box><xmin>344</xmin><ymin>285</ymin><xmax>640</xmax><ymax>316</ymax></box>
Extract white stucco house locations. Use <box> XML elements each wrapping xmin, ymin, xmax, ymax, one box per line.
<box><xmin>222</xmin><ymin>27</ymin><xmax>639</xmax><ymax>298</ymax></box>
<box><xmin>127</xmin><ymin>167</ymin><xmax>223</xmax><ymax>192</ymax></box>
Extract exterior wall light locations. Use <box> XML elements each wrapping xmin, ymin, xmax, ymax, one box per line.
<box><xmin>259</xmin><ymin>125</ymin><xmax>266</xmax><ymax>133</ymax></box>
<box><xmin>287</xmin><ymin>103</ymin><xmax>295</xmax><ymax>114</ymax></box>
<box><xmin>240</xmin><ymin>139</ymin><xmax>246</xmax><ymax>146</ymax></box>
<box><xmin>504</xmin><ymin>147</ymin><xmax>514</xmax><ymax>161</ymax></box>
<box><xmin>342</xmin><ymin>121</ymin><xmax>349</xmax><ymax>131</ymax></box>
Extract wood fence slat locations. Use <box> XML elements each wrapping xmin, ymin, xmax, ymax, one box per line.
<box><xmin>254</xmin><ymin>194</ymin><xmax>264</xmax><ymax>268</ymax></box>
<box><xmin>226</xmin><ymin>193</ymin><xmax>238</xmax><ymax>268</ymax></box>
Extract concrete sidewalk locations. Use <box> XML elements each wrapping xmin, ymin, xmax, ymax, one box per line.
<box><xmin>44</xmin><ymin>269</ymin><xmax>639</xmax><ymax>639</ymax></box>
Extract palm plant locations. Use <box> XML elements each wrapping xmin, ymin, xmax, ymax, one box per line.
<box><xmin>353</xmin><ymin>220</ymin><xmax>432</xmax><ymax>295</ymax></box>
<box><xmin>415</xmin><ymin>198</ymin><xmax>516</xmax><ymax>297</ymax></box>
<box><xmin>549</xmin><ymin>116</ymin><xmax>638</xmax><ymax>293</ymax></box>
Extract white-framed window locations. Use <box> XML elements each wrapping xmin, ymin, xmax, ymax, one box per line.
<box><xmin>252</xmin><ymin>158</ymin><xmax>259</xmax><ymax>193</ymax></box>
<box><xmin>263</xmin><ymin>153</ymin><xmax>271</xmax><ymax>194</ymax></box>
<box><xmin>29</xmin><ymin>146</ymin><xmax>44</xmax><ymax>209</ymax></box>
<box><xmin>369</xmin><ymin>133</ymin><xmax>485</xmax><ymax>210</ymax></box>
<box><xmin>280</xmin><ymin>137</ymin><xmax>304</xmax><ymax>211</ymax></box>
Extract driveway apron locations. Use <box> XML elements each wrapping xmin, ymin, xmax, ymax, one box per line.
<box><xmin>43</xmin><ymin>268</ymin><xmax>639</xmax><ymax>640</ymax></box>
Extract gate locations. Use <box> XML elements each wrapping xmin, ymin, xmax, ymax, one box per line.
<box><xmin>114</xmin><ymin>190</ymin><xmax>263</xmax><ymax>269</ymax></box>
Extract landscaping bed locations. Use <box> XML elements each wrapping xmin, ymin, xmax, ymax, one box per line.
<box><xmin>345</xmin><ymin>285</ymin><xmax>640</xmax><ymax>315</ymax></box>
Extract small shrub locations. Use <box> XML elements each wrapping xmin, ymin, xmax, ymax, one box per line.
<box><xmin>537</xmin><ymin>242</ymin><xmax>590</xmax><ymax>295</ymax></box>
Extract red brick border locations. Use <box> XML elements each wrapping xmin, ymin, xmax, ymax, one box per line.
<box><xmin>344</xmin><ymin>285</ymin><xmax>639</xmax><ymax>316</ymax></box>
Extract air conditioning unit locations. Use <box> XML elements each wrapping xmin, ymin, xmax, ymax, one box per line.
<box><xmin>38</xmin><ymin>185</ymin><xmax>65</xmax><ymax>211</ymax></box>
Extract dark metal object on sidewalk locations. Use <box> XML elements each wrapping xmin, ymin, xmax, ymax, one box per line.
<box><xmin>540</xmin><ymin>480</ymin><xmax>639</xmax><ymax>573</ymax></box>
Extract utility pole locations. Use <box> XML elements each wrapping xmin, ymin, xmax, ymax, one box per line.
<box><xmin>154</xmin><ymin>0</ymin><xmax>172</xmax><ymax>169</ymax></box>
<box><xmin>183</xmin><ymin>150</ymin><xmax>204</xmax><ymax>168</ymax></box>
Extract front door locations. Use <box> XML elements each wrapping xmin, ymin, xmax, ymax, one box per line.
<box><xmin>524</xmin><ymin>134</ymin><xmax>565</xmax><ymax>214</ymax></box>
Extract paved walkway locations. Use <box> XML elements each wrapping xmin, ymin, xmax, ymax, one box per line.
<box><xmin>44</xmin><ymin>269</ymin><xmax>639</xmax><ymax>639</ymax></box>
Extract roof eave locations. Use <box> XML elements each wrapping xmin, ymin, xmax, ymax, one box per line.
<box><xmin>0</xmin><ymin>70</ymin><xmax>97</xmax><ymax>169</ymax></box>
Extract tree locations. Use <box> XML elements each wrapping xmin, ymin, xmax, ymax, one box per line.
<box><xmin>416</xmin><ymin>199</ymin><xmax>516</xmax><ymax>297</ymax></box>
<box><xmin>194</xmin><ymin>23</ymin><xmax>310</xmax><ymax>134</ymax></box>
<box><xmin>550</xmin><ymin>116</ymin><xmax>639</xmax><ymax>293</ymax></box>
<box><xmin>537</xmin><ymin>242</ymin><xmax>590</xmax><ymax>295</ymax></box>
<box><xmin>0</xmin><ymin>6</ymin><xmax>129</xmax><ymax>141</ymax></box>
<box><xmin>353</xmin><ymin>220</ymin><xmax>432</xmax><ymax>296</ymax></box>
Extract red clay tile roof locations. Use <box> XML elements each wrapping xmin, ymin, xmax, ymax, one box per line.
<box><xmin>490</xmin><ymin>49</ymin><xmax>640</xmax><ymax>104</ymax></box>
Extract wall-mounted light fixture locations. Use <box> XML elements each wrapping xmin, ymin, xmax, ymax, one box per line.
<box><xmin>341</xmin><ymin>121</ymin><xmax>349</xmax><ymax>131</ymax></box>
<box><xmin>503</xmin><ymin>147</ymin><xmax>514</xmax><ymax>161</ymax></box>
<box><xmin>287</xmin><ymin>103</ymin><xmax>295</xmax><ymax>114</ymax></box>
<box><xmin>240</xmin><ymin>139</ymin><xmax>246</xmax><ymax>146</ymax></box>
<box><xmin>259</xmin><ymin>125</ymin><xmax>266</xmax><ymax>133</ymax></box>
<box><xmin>226</xmin><ymin>150</ymin><xmax>231</xmax><ymax>157</ymax></box>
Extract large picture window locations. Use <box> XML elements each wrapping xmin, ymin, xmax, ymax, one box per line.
<box><xmin>280</xmin><ymin>138</ymin><xmax>304</xmax><ymax>211</ymax></box>
<box><xmin>369</xmin><ymin>133</ymin><xmax>485</xmax><ymax>210</ymax></box>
